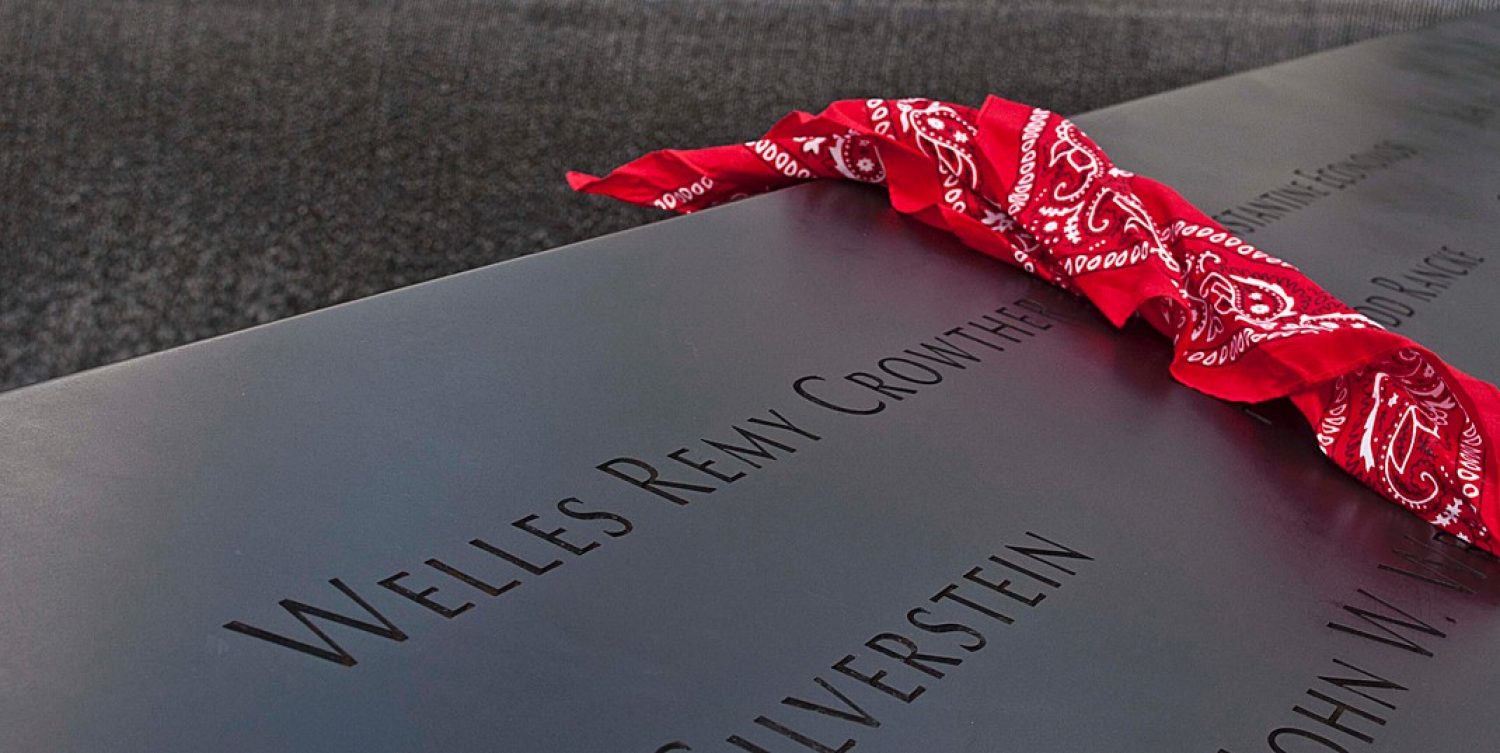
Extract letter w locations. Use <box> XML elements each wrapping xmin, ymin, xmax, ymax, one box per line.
<box><xmin>1377</xmin><ymin>535</ymin><xmax>1484</xmax><ymax>594</ymax></box>
<box><xmin>224</xmin><ymin>578</ymin><xmax>408</xmax><ymax>666</ymax></box>
<box><xmin>1326</xmin><ymin>589</ymin><xmax>1445</xmax><ymax>657</ymax></box>
<box><xmin>905</xmin><ymin>337</ymin><xmax>981</xmax><ymax>370</ymax></box>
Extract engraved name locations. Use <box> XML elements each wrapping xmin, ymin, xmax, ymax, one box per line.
<box><xmin>655</xmin><ymin>531</ymin><xmax>1094</xmax><ymax>753</ymax></box>
<box><xmin>1211</xmin><ymin>142</ymin><xmax>1419</xmax><ymax>235</ymax></box>
<box><xmin>1217</xmin><ymin>532</ymin><xmax>1491</xmax><ymax>753</ymax></box>
<box><xmin>221</xmin><ymin>297</ymin><xmax>1072</xmax><ymax>667</ymax></box>
<box><xmin>1353</xmin><ymin>245</ymin><xmax>1487</xmax><ymax>327</ymax></box>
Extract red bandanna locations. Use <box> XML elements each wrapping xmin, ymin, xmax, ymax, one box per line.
<box><xmin>569</xmin><ymin>96</ymin><xmax>1500</xmax><ymax>556</ymax></box>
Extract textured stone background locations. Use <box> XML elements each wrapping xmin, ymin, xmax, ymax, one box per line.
<box><xmin>4</xmin><ymin>0</ymin><xmax>1500</xmax><ymax>391</ymax></box>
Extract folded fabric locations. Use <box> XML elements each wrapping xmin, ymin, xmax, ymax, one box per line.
<box><xmin>569</xmin><ymin>96</ymin><xmax>1500</xmax><ymax>556</ymax></box>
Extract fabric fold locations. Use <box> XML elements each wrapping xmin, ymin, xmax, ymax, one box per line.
<box><xmin>569</xmin><ymin>96</ymin><xmax>1500</xmax><ymax>556</ymax></box>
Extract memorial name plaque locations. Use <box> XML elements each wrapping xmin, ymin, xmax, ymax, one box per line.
<box><xmin>3</xmin><ymin>12</ymin><xmax>1500</xmax><ymax>753</ymax></box>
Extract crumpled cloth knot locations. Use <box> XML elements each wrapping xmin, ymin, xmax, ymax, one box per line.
<box><xmin>570</xmin><ymin>96</ymin><xmax>1500</xmax><ymax>555</ymax></box>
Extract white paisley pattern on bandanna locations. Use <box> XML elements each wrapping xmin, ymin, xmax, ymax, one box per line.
<box><xmin>569</xmin><ymin>95</ymin><xmax>1500</xmax><ymax>555</ymax></box>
